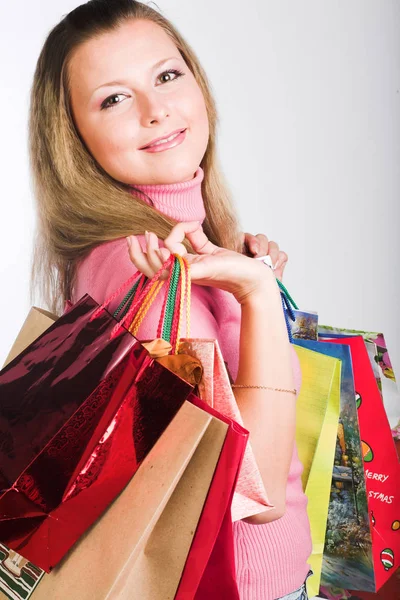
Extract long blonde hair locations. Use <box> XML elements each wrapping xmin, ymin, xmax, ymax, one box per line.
<box><xmin>30</xmin><ymin>0</ymin><xmax>242</xmax><ymax>315</ymax></box>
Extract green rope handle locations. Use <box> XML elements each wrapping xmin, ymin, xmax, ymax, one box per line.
<box><xmin>277</xmin><ymin>280</ymin><xmax>299</xmax><ymax>310</ymax></box>
<box><xmin>161</xmin><ymin>257</ymin><xmax>181</xmax><ymax>341</ymax></box>
<box><xmin>113</xmin><ymin>277</ymin><xmax>143</xmax><ymax>319</ymax></box>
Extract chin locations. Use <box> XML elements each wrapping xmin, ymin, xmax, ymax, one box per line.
<box><xmin>138</xmin><ymin>162</ymin><xmax>200</xmax><ymax>186</ymax></box>
<box><xmin>158</xmin><ymin>168</ymin><xmax>198</xmax><ymax>185</ymax></box>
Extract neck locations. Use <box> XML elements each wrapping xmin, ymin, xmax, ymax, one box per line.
<box><xmin>130</xmin><ymin>167</ymin><xmax>206</xmax><ymax>223</ymax></box>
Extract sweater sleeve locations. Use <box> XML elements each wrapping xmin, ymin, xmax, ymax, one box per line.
<box><xmin>72</xmin><ymin>237</ymin><xmax>221</xmax><ymax>342</ymax></box>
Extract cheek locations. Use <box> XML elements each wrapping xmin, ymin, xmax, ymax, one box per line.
<box><xmin>181</xmin><ymin>87</ymin><xmax>209</xmax><ymax>145</ymax></box>
<box><xmin>87</xmin><ymin>118</ymin><xmax>135</xmax><ymax>165</ymax></box>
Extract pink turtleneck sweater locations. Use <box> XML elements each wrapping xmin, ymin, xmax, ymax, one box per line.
<box><xmin>72</xmin><ymin>168</ymin><xmax>312</xmax><ymax>600</ymax></box>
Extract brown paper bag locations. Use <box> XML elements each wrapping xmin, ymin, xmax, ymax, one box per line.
<box><xmin>26</xmin><ymin>401</ymin><xmax>227</xmax><ymax>600</ymax></box>
<box><xmin>3</xmin><ymin>307</ymin><xmax>57</xmax><ymax>368</ymax></box>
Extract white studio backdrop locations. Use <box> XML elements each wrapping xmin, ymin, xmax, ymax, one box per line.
<box><xmin>0</xmin><ymin>0</ymin><xmax>399</xmax><ymax>390</ymax></box>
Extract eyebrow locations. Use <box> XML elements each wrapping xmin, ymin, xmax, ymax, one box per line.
<box><xmin>93</xmin><ymin>57</ymin><xmax>179</xmax><ymax>93</ymax></box>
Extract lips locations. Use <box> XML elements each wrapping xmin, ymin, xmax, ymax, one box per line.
<box><xmin>139</xmin><ymin>128</ymin><xmax>186</xmax><ymax>150</ymax></box>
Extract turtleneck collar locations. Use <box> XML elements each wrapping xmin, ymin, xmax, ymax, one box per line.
<box><xmin>129</xmin><ymin>167</ymin><xmax>206</xmax><ymax>223</ymax></box>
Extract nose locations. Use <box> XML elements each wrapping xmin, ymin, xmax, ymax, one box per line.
<box><xmin>137</xmin><ymin>91</ymin><xmax>169</xmax><ymax>127</ymax></box>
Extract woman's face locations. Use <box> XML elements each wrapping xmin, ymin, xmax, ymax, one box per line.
<box><xmin>69</xmin><ymin>19</ymin><xmax>209</xmax><ymax>185</ymax></box>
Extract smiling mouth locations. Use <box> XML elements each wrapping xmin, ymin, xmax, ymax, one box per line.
<box><xmin>140</xmin><ymin>128</ymin><xmax>187</xmax><ymax>150</ymax></box>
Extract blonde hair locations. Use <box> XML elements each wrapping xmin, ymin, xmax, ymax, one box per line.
<box><xmin>30</xmin><ymin>0</ymin><xmax>242</xmax><ymax>315</ymax></box>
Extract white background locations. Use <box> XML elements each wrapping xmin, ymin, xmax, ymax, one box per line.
<box><xmin>0</xmin><ymin>1</ymin><xmax>399</xmax><ymax>597</ymax></box>
<box><xmin>1</xmin><ymin>1</ymin><xmax>399</xmax><ymax>372</ymax></box>
<box><xmin>0</xmin><ymin>1</ymin><xmax>399</xmax><ymax>374</ymax></box>
<box><xmin>1</xmin><ymin>5</ymin><xmax>400</xmax><ymax>378</ymax></box>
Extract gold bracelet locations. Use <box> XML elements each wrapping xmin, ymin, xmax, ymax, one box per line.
<box><xmin>231</xmin><ymin>384</ymin><xmax>297</xmax><ymax>395</ymax></box>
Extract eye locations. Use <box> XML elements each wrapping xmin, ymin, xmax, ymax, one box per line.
<box><xmin>157</xmin><ymin>69</ymin><xmax>185</xmax><ymax>85</ymax></box>
<box><xmin>100</xmin><ymin>93</ymin><xmax>130</xmax><ymax>110</ymax></box>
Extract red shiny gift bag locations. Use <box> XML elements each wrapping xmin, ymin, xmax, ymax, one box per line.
<box><xmin>0</xmin><ymin>269</ymin><xmax>193</xmax><ymax>574</ymax></box>
<box><xmin>176</xmin><ymin>393</ymin><xmax>247</xmax><ymax>600</ymax></box>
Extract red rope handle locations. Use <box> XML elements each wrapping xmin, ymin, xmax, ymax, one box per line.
<box><xmin>157</xmin><ymin>255</ymin><xmax>176</xmax><ymax>338</ymax></box>
<box><xmin>170</xmin><ymin>273</ymin><xmax>182</xmax><ymax>353</ymax></box>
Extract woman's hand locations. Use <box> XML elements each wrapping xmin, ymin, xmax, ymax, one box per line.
<box><xmin>126</xmin><ymin>222</ymin><xmax>276</xmax><ymax>305</ymax></box>
<box><xmin>242</xmin><ymin>232</ymin><xmax>288</xmax><ymax>281</ymax></box>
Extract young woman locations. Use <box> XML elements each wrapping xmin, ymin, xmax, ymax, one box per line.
<box><xmin>29</xmin><ymin>1</ymin><xmax>312</xmax><ymax>598</ymax></box>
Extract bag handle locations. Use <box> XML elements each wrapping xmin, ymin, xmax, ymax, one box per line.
<box><xmin>166</xmin><ymin>254</ymin><xmax>191</xmax><ymax>353</ymax></box>
<box><xmin>113</xmin><ymin>275</ymin><xmax>147</xmax><ymax>320</ymax></box>
<box><xmin>131</xmin><ymin>255</ymin><xmax>191</xmax><ymax>353</ymax></box>
<box><xmin>277</xmin><ymin>280</ymin><xmax>298</xmax><ymax>311</ymax></box>
<box><xmin>90</xmin><ymin>253</ymin><xmax>173</xmax><ymax>327</ymax></box>
<box><xmin>99</xmin><ymin>254</ymin><xmax>190</xmax><ymax>350</ymax></box>
<box><xmin>276</xmin><ymin>280</ymin><xmax>298</xmax><ymax>343</ymax></box>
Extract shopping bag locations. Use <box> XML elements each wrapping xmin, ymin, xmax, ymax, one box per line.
<box><xmin>319</xmin><ymin>326</ymin><xmax>400</xmax><ymax>441</ymax></box>
<box><xmin>177</xmin><ymin>338</ymin><xmax>271</xmax><ymax>522</ymax></box>
<box><xmin>0</xmin><ymin>267</ymin><xmax>194</xmax><ymax>572</ymax></box>
<box><xmin>0</xmin><ymin>546</ymin><xmax>43</xmax><ymax>600</ymax></box>
<box><xmin>25</xmin><ymin>396</ymin><xmax>247</xmax><ymax>600</ymax></box>
<box><xmin>292</xmin><ymin>343</ymin><xmax>341</xmax><ymax>598</ymax></box>
<box><xmin>319</xmin><ymin>567</ymin><xmax>400</xmax><ymax>600</ymax></box>
<box><xmin>296</xmin><ymin>340</ymin><xmax>375</xmax><ymax>592</ymax></box>
<box><xmin>176</xmin><ymin>393</ymin><xmax>247</xmax><ymax>600</ymax></box>
<box><xmin>320</xmin><ymin>336</ymin><xmax>400</xmax><ymax>591</ymax></box>
<box><xmin>2</xmin><ymin>307</ymin><xmax>57</xmax><ymax>368</ymax></box>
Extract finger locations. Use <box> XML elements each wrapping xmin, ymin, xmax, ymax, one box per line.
<box><xmin>126</xmin><ymin>235</ymin><xmax>155</xmax><ymax>279</ymax></box>
<box><xmin>244</xmin><ymin>233</ymin><xmax>261</xmax><ymax>256</ymax></box>
<box><xmin>157</xmin><ymin>247</ymin><xmax>171</xmax><ymax>263</ymax></box>
<box><xmin>274</xmin><ymin>251</ymin><xmax>288</xmax><ymax>281</ymax></box>
<box><xmin>267</xmin><ymin>240</ymin><xmax>280</xmax><ymax>268</ymax></box>
<box><xmin>145</xmin><ymin>231</ymin><xmax>164</xmax><ymax>273</ymax></box>
<box><xmin>255</xmin><ymin>233</ymin><xmax>270</xmax><ymax>257</ymax></box>
<box><xmin>187</xmin><ymin>224</ymin><xmax>220</xmax><ymax>255</ymax></box>
<box><xmin>165</xmin><ymin>221</ymin><xmax>219</xmax><ymax>256</ymax></box>
<box><xmin>164</xmin><ymin>221</ymin><xmax>200</xmax><ymax>256</ymax></box>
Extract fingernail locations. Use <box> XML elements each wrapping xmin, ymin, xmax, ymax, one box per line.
<box><xmin>126</xmin><ymin>236</ymin><xmax>132</xmax><ymax>248</ymax></box>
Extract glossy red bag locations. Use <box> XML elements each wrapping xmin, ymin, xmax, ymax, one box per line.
<box><xmin>176</xmin><ymin>393</ymin><xmax>247</xmax><ymax>600</ymax></box>
<box><xmin>0</xmin><ymin>291</ymin><xmax>193</xmax><ymax>573</ymax></box>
